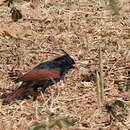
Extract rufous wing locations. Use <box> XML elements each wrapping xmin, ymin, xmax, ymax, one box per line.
<box><xmin>18</xmin><ymin>69</ymin><xmax>60</xmax><ymax>81</ymax></box>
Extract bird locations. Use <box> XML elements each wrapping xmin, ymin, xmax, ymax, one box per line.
<box><xmin>3</xmin><ymin>50</ymin><xmax>75</xmax><ymax>104</ymax></box>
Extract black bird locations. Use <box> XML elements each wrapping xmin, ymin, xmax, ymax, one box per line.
<box><xmin>3</xmin><ymin>50</ymin><xmax>75</xmax><ymax>104</ymax></box>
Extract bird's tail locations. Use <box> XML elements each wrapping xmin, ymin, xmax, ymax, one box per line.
<box><xmin>3</xmin><ymin>87</ymin><xmax>26</xmax><ymax>104</ymax></box>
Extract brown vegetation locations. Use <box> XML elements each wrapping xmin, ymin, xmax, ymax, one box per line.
<box><xmin>0</xmin><ymin>0</ymin><xmax>129</xmax><ymax>129</ymax></box>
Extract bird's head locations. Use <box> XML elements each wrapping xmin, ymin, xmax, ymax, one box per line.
<box><xmin>61</xmin><ymin>49</ymin><xmax>75</xmax><ymax>67</ymax></box>
<box><xmin>53</xmin><ymin>50</ymin><xmax>75</xmax><ymax>69</ymax></box>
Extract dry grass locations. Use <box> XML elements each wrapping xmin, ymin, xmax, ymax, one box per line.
<box><xmin>0</xmin><ymin>0</ymin><xmax>130</xmax><ymax>129</ymax></box>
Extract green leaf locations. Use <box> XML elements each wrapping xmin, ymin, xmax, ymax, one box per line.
<box><xmin>126</xmin><ymin>103</ymin><xmax>130</xmax><ymax>108</ymax></box>
<box><xmin>114</xmin><ymin>100</ymin><xmax>125</xmax><ymax>108</ymax></box>
<box><xmin>29</xmin><ymin>122</ymin><xmax>43</xmax><ymax>130</ymax></box>
<box><xmin>10</xmin><ymin>7</ymin><xmax>22</xmax><ymax>22</ymax></box>
<box><xmin>109</xmin><ymin>0</ymin><xmax>120</xmax><ymax>15</ymax></box>
<box><xmin>56</xmin><ymin>118</ymin><xmax>72</xmax><ymax>129</ymax></box>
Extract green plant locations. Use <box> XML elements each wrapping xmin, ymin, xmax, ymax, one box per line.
<box><xmin>96</xmin><ymin>47</ymin><xmax>104</xmax><ymax>105</ymax></box>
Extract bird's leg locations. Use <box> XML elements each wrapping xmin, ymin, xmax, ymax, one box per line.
<box><xmin>41</xmin><ymin>82</ymin><xmax>51</xmax><ymax>98</ymax></box>
<box><xmin>50</xmin><ymin>78</ymin><xmax>59</xmax><ymax>97</ymax></box>
<box><xmin>41</xmin><ymin>79</ymin><xmax>56</xmax><ymax>98</ymax></box>
<box><xmin>43</xmin><ymin>89</ymin><xmax>51</xmax><ymax>98</ymax></box>
<box><xmin>31</xmin><ymin>87</ymin><xmax>39</xmax><ymax>101</ymax></box>
<box><xmin>50</xmin><ymin>78</ymin><xmax>56</xmax><ymax>84</ymax></box>
<box><xmin>32</xmin><ymin>92</ymin><xmax>38</xmax><ymax>101</ymax></box>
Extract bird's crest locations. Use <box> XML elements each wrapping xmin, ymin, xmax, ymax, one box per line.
<box><xmin>60</xmin><ymin>49</ymin><xmax>75</xmax><ymax>65</ymax></box>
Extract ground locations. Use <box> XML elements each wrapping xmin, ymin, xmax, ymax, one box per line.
<box><xmin>0</xmin><ymin>0</ymin><xmax>129</xmax><ymax>130</ymax></box>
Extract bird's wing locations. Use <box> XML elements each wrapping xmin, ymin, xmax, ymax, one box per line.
<box><xmin>17</xmin><ymin>69</ymin><xmax>60</xmax><ymax>82</ymax></box>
